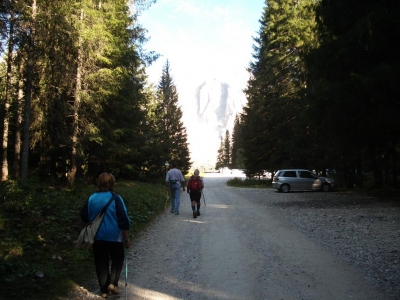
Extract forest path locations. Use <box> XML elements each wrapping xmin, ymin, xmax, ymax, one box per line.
<box><xmin>126</xmin><ymin>174</ymin><xmax>393</xmax><ymax>300</ymax></box>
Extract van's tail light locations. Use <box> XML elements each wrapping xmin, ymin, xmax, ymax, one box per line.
<box><xmin>273</xmin><ymin>177</ymin><xmax>279</xmax><ymax>181</ymax></box>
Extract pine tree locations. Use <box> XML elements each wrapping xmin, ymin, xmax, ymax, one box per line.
<box><xmin>1</xmin><ymin>2</ymin><xmax>15</xmax><ymax>181</ymax></box>
<box><xmin>215</xmin><ymin>131</ymin><xmax>232</xmax><ymax>170</ymax></box>
<box><xmin>215</xmin><ymin>136</ymin><xmax>224</xmax><ymax>170</ymax></box>
<box><xmin>153</xmin><ymin>61</ymin><xmax>191</xmax><ymax>175</ymax></box>
<box><xmin>305</xmin><ymin>0</ymin><xmax>400</xmax><ymax>187</ymax></box>
<box><xmin>223</xmin><ymin>130</ymin><xmax>231</xmax><ymax>168</ymax></box>
<box><xmin>80</xmin><ymin>0</ymin><xmax>157</xmax><ymax>181</ymax></box>
<box><xmin>242</xmin><ymin>0</ymin><xmax>317</xmax><ymax>175</ymax></box>
<box><xmin>0</xmin><ymin>0</ymin><xmax>159</xmax><ymax>183</ymax></box>
<box><xmin>21</xmin><ymin>0</ymin><xmax>38</xmax><ymax>184</ymax></box>
<box><xmin>231</xmin><ymin>114</ymin><xmax>244</xmax><ymax>169</ymax></box>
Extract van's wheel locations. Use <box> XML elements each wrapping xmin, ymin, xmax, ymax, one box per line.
<box><xmin>321</xmin><ymin>183</ymin><xmax>331</xmax><ymax>192</ymax></box>
<box><xmin>280</xmin><ymin>184</ymin><xmax>290</xmax><ymax>193</ymax></box>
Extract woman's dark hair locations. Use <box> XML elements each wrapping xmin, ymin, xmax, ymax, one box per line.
<box><xmin>97</xmin><ymin>173</ymin><xmax>115</xmax><ymax>192</ymax></box>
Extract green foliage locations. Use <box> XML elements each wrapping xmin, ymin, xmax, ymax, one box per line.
<box><xmin>0</xmin><ymin>0</ymin><xmax>164</xmax><ymax>184</ymax></box>
<box><xmin>224</xmin><ymin>130</ymin><xmax>231</xmax><ymax>167</ymax></box>
<box><xmin>149</xmin><ymin>60</ymin><xmax>191</xmax><ymax>176</ymax></box>
<box><xmin>305</xmin><ymin>0</ymin><xmax>400</xmax><ymax>188</ymax></box>
<box><xmin>215</xmin><ymin>130</ymin><xmax>231</xmax><ymax>169</ymax></box>
<box><xmin>231</xmin><ymin>114</ymin><xmax>244</xmax><ymax>169</ymax></box>
<box><xmin>235</xmin><ymin>0</ymin><xmax>400</xmax><ymax>189</ymax></box>
<box><xmin>241</xmin><ymin>0</ymin><xmax>317</xmax><ymax>176</ymax></box>
<box><xmin>215</xmin><ymin>136</ymin><xmax>224</xmax><ymax>170</ymax></box>
<box><xmin>226</xmin><ymin>177</ymin><xmax>272</xmax><ymax>188</ymax></box>
<box><xmin>0</xmin><ymin>179</ymin><xmax>165</xmax><ymax>299</ymax></box>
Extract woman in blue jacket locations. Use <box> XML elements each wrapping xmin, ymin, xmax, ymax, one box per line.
<box><xmin>81</xmin><ymin>173</ymin><xmax>130</xmax><ymax>298</ymax></box>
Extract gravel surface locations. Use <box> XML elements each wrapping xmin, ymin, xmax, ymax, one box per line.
<box><xmin>237</xmin><ymin>189</ymin><xmax>400</xmax><ymax>298</ymax></box>
<box><xmin>65</xmin><ymin>179</ymin><xmax>400</xmax><ymax>299</ymax></box>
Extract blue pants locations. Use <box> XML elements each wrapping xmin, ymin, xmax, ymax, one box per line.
<box><xmin>170</xmin><ymin>184</ymin><xmax>181</xmax><ymax>213</ymax></box>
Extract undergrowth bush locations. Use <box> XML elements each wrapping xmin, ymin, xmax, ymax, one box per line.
<box><xmin>226</xmin><ymin>177</ymin><xmax>272</xmax><ymax>188</ymax></box>
<box><xmin>0</xmin><ymin>179</ymin><xmax>165</xmax><ymax>299</ymax></box>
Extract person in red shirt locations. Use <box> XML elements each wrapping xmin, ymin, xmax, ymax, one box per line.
<box><xmin>187</xmin><ymin>169</ymin><xmax>204</xmax><ymax>218</ymax></box>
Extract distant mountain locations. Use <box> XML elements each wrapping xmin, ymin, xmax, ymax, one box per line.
<box><xmin>185</xmin><ymin>79</ymin><xmax>246</xmax><ymax>170</ymax></box>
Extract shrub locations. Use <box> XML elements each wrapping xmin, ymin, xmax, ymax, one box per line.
<box><xmin>226</xmin><ymin>177</ymin><xmax>272</xmax><ymax>188</ymax></box>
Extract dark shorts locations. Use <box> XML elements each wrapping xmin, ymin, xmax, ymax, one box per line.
<box><xmin>189</xmin><ymin>191</ymin><xmax>201</xmax><ymax>202</ymax></box>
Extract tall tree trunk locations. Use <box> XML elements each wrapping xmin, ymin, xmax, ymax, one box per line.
<box><xmin>370</xmin><ymin>149</ymin><xmax>383</xmax><ymax>189</ymax></box>
<box><xmin>391</xmin><ymin>145</ymin><xmax>397</xmax><ymax>187</ymax></box>
<box><xmin>356</xmin><ymin>155</ymin><xmax>363</xmax><ymax>188</ymax></box>
<box><xmin>21</xmin><ymin>0</ymin><xmax>37</xmax><ymax>184</ymax></box>
<box><xmin>2</xmin><ymin>11</ymin><xmax>14</xmax><ymax>181</ymax></box>
<box><xmin>384</xmin><ymin>151</ymin><xmax>389</xmax><ymax>185</ymax></box>
<box><xmin>13</xmin><ymin>68</ymin><xmax>24</xmax><ymax>179</ymax></box>
<box><xmin>68</xmin><ymin>8</ymin><xmax>83</xmax><ymax>188</ymax></box>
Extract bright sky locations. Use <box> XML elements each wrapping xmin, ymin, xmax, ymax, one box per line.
<box><xmin>138</xmin><ymin>0</ymin><xmax>265</xmax><ymax>168</ymax></box>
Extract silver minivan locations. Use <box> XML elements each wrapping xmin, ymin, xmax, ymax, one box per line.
<box><xmin>272</xmin><ymin>169</ymin><xmax>336</xmax><ymax>193</ymax></box>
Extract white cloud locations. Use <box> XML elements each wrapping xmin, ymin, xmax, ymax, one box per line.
<box><xmin>174</xmin><ymin>2</ymin><xmax>203</xmax><ymax>16</ymax></box>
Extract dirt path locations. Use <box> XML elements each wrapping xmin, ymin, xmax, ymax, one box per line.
<box><xmin>126</xmin><ymin>174</ymin><xmax>395</xmax><ymax>300</ymax></box>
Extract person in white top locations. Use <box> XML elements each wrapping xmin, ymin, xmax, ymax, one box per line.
<box><xmin>165</xmin><ymin>161</ymin><xmax>186</xmax><ymax>215</ymax></box>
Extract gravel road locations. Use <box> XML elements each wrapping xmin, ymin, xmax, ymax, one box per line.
<box><xmin>70</xmin><ymin>174</ymin><xmax>400</xmax><ymax>300</ymax></box>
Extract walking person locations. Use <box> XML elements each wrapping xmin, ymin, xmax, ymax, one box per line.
<box><xmin>187</xmin><ymin>169</ymin><xmax>204</xmax><ymax>218</ymax></box>
<box><xmin>166</xmin><ymin>161</ymin><xmax>186</xmax><ymax>215</ymax></box>
<box><xmin>80</xmin><ymin>173</ymin><xmax>130</xmax><ymax>298</ymax></box>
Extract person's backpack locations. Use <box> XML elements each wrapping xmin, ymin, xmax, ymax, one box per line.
<box><xmin>188</xmin><ymin>175</ymin><xmax>203</xmax><ymax>192</ymax></box>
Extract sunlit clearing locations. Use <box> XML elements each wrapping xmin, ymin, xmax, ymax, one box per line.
<box><xmin>183</xmin><ymin>219</ymin><xmax>207</xmax><ymax>224</ymax></box>
<box><xmin>203</xmin><ymin>173</ymin><xmax>245</xmax><ymax>178</ymax></box>
<box><xmin>131</xmin><ymin>285</ymin><xmax>176</xmax><ymax>300</ymax></box>
<box><xmin>131</xmin><ymin>278</ymin><xmax>234</xmax><ymax>299</ymax></box>
<box><xmin>4</xmin><ymin>245</ymin><xmax>23</xmax><ymax>259</ymax></box>
<box><xmin>208</xmin><ymin>204</ymin><xmax>230</xmax><ymax>209</ymax></box>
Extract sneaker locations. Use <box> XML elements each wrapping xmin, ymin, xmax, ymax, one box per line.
<box><xmin>197</xmin><ymin>211</ymin><xmax>200</xmax><ymax>216</ymax></box>
<box><xmin>175</xmin><ymin>211</ymin><xmax>179</xmax><ymax>215</ymax></box>
<box><xmin>193</xmin><ymin>212</ymin><xmax>197</xmax><ymax>218</ymax></box>
<box><xmin>171</xmin><ymin>210</ymin><xmax>175</xmax><ymax>213</ymax></box>
<box><xmin>107</xmin><ymin>284</ymin><xmax>120</xmax><ymax>295</ymax></box>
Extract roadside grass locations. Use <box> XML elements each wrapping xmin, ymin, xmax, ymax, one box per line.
<box><xmin>226</xmin><ymin>177</ymin><xmax>272</xmax><ymax>188</ymax></box>
<box><xmin>0</xmin><ymin>179</ymin><xmax>165</xmax><ymax>300</ymax></box>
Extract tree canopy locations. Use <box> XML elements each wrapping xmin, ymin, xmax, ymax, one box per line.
<box><xmin>150</xmin><ymin>60</ymin><xmax>191</xmax><ymax>176</ymax></box>
<box><xmin>235</xmin><ymin>0</ymin><xmax>399</xmax><ymax>188</ymax></box>
<box><xmin>0</xmin><ymin>0</ymin><xmax>189</xmax><ymax>185</ymax></box>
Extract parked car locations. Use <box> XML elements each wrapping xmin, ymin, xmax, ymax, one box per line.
<box><xmin>272</xmin><ymin>169</ymin><xmax>337</xmax><ymax>193</ymax></box>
